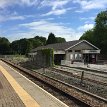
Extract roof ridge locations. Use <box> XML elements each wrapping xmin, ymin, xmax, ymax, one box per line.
<box><xmin>31</xmin><ymin>40</ymin><xmax>81</xmax><ymax>52</ymax></box>
<box><xmin>45</xmin><ymin>40</ymin><xmax>80</xmax><ymax>46</ymax></box>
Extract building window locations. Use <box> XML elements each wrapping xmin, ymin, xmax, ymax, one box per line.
<box><xmin>74</xmin><ymin>54</ymin><xmax>77</xmax><ymax>59</ymax></box>
<box><xmin>68</xmin><ymin>50</ymin><xmax>72</xmax><ymax>52</ymax></box>
<box><xmin>79</xmin><ymin>54</ymin><xmax>82</xmax><ymax>59</ymax></box>
<box><xmin>70</xmin><ymin>54</ymin><xmax>73</xmax><ymax>59</ymax></box>
<box><xmin>75</xmin><ymin>50</ymin><xmax>81</xmax><ymax>52</ymax></box>
<box><xmin>92</xmin><ymin>54</ymin><xmax>95</xmax><ymax>58</ymax></box>
<box><xmin>74</xmin><ymin>53</ymin><xmax>82</xmax><ymax>60</ymax></box>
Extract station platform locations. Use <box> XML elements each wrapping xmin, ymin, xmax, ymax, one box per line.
<box><xmin>0</xmin><ymin>60</ymin><xmax>68</xmax><ymax>107</ymax></box>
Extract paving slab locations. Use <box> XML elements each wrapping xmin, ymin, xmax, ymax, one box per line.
<box><xmin>0</xmin><ymin>61</ymin><xmax>68</xmax><ymax>107</ymax></box>
<box><xmin>0</xmin><ymin>70</ymin><xmax>25</xmax><ymax>107</ymax></box>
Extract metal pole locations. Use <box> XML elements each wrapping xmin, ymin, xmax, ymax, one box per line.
<box><xmin>43</xmin><ymin>67</ymin><xmax>45</xmax><ymax>72</ymax></box>
<box><xmin>80</xmin><ymin>71</ymin><xmax>84</xmax><ymax>84</ymax></box>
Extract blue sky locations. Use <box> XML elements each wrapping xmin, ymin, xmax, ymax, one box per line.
<box><xmin>0</xmin><ymin>0</ymin><xmax>107</xmax><ymax>42</ymax></box>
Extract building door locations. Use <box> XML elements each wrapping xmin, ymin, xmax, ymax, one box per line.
<box><xmin>90</xmin><ymin>54</ymin><xmax>96</xmax><ymax>63</ymax></box>
<box><xmin>83</xmin><ymin>54</ymin><xmax>88</xmax><ymax>63</ymax></box>
<box><xmin>83</xmin><ymin>54</ymin><xmax>96</xmax><ymax>63</ymax></box>
<box><xmin>54</xmin><ymin>54</ymin><xmax>65</xmax><ymax>65</ymax></box>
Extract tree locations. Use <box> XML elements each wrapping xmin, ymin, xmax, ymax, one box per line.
<box><xmin>28</xmin><ymin>38</ymin><xmax>43</xmax><ymax>48</ymax></box>
<box><xmin>94</xmin><ymin>10</ymin><xmax>107</xmax><ymax>54</ymax></box>
<box><xmin>0</xmin><ymin>37</ymin><xmax>10</xmax><ymax>54</ymax></box>
<box><xmin>10</xmin><ymin>40</ymin><xmax>19</xmax><ymax>54</ymax></box>
<box><xmin>79</xmin><ymin>10</ymin><xmax>107</xmax><ymax>55</ymax></box>
<box><xmin>80</xmin><ymin>29</ymin><xmax>94</xmax><ymax>44</ymax></box>
<box><xmin>11</xmin><ymin>39</ymin><xmax>32</xmax><ymax>55</ymax></box>
<box><xmin>56</xmin><ymin>37</ymin><xmax>66</xmax><ymax>43</ymax></box>
<box><xmin>0</xmin><ymin>34</ymin><xmax>66</xmax><ymax>55</ymax></box>
<box><xmin>11</xmin><ymin>36</ymin><xmax>46</xmax><ymax>55</ymax></box>
<box><xmin>19</xmin><ymin>39</ymin><xmax>32</xmax><ymax>54</ymax></box>
<box><xmin>46</xmin><ymin>33</ymin><xmax>57</xmax><ymax>45</ymax></box>
<box><xmin>34</xmin><ymin>36</ymin><xmax>46</xmax><ymax>45</ymax></box>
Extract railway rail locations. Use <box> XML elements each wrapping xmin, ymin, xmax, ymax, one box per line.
<box><xmin>2</xmin><ymin>59</ymin><xmax>107</xmax><ymax>107</ymax></box>
<box><xmin>60</xmin><ymin>65</ymin><xmax>107</xmax><ymax>74</ymax></box>
<box><xmin>36</xmin><ymin>67</ymin><xmax>107</xmax><ymax>99</ymax></box>
<box><xmin>51</xmin><ymin>67</ymin><xmax>107</xmax><ymax>86</ymax></box>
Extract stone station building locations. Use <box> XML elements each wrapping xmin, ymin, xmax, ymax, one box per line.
<box><xmin>29</xmin><ymin>40</ymin><xmax>100</xmax><ymax>65</ymax></box>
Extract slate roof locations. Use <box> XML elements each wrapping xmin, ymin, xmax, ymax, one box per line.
<box><xmin>31</xmin><ymin>40</ymin><xmax>81</xmax><ymax>52</ymax></box>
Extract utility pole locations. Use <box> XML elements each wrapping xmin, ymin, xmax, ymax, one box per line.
<box><xmin>80</xmin><ymin>71</ymin><xmax>84</xmax><ymax>84</ymax></box>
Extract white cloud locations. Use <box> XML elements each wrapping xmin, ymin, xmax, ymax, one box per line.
<box><xmin>78</xmin><ymin>24</ymin><xmax>94</xmax><ymax>31</ymax></box>
<box><xmin>9</xmin><ymin>16</ymin><xmax>25</xmax><ymax>20</ymax></box>
<box><xmin>7</xmin><ymin>32</ymin><xmax>36</xmax><ymax>42</ymax></box>
<box><xmin>40</xmin><ymin>0</ymin><xmax>72</xmax><ymax>16</ymax></box>
<box><xmin>42</xmin><ymin>8</ymin><xmax>71</xmax><ymax>16</ymax></box>
<box><xmin>20</xmin><ymin>0</ymin><xmax>38</xmax><ymax>6</ymax></box>
<box><xmin>80</xmin><ymin>16</ymin><xmax>95</xmax><ymax>21</ymax></box>
<box><xmin>80</xmin><ymin>16</ymin><xmax>95</xmax><ymax>24</ymax></box>
<box><xmin>73</xmin><ymin>0</ymin><xmax>107</xmax><ymax>12</ymax></box>
<box><xmin>0</xmin><ymin>11</ymin><xmax>25</xmax><ymax>22</ymax></box>
<box><xmin>0</xmin><ymin>0</ymin><xmax>70</xmax><ymax>9</ymax></box>
<box><xmin>0</xmin><ymin>0</ymin><xmax>38</xmax><ymax>8</ymax></box>
<box><xmin>40</xmin><ymin>0</ymin><xmax>70</xmax><ymax>10</ymax></box>
<box><xmin>9</xmin><ymin>20</ymin><xmax>82</xmax><ymax>41</ymax></box>
<box><xmin>0</xmin><ymin>0</ymin><xmax>13</xmax><ymax>8</ymax></box>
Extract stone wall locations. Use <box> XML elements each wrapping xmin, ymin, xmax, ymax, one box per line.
<box><xmin>30</xmin><ymin>49</ymin><xmax>54</xmax><ymax>67</ymax></box>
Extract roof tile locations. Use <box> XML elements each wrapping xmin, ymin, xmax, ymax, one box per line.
<box><xmin>31</xmin><ymin>40</ymin><xmax>81</xmax><ymax>52</ymax></box>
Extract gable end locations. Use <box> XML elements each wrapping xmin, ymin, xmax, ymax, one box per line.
<box><xmin>65</xmin><ymin>40</ymin><xmax>100</xmax><ymax>51</ymax></box>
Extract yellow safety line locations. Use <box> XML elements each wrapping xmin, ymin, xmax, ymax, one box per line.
<box><xmin>0</xmin><ymin>65</ymin><xmax>40</xmax><ymax>107</ymax></box>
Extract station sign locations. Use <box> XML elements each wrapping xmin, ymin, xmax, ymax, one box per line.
<box><xmin>82</xmin><ymin>50</ymin><xmax>100</xmax><ymax>53</ymax></box>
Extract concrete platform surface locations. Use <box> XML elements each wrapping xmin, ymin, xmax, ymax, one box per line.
<box><xmin>0</xmin><ymin>68</ymin><xmax>25</xmax><ymax>107</ymax></box>
<box><xmin>0</xmin><ymin>60</ymin><xmax>68</xmax><ymax>107</ymax></box>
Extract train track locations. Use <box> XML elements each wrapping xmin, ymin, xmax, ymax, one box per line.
<box><xmin>50</xmin><ymin>67</ymin><xmax>107</xmax><ymax>86</ymax></box>
<box><xmin>2</xmin><ymin>59</ymin><xmax>107</xmax><ymax>107</ymax></box>
<box><xmin>60</xmin><ymin>65</ymin><xmax>107</xmax><ymax>74</ymax></box>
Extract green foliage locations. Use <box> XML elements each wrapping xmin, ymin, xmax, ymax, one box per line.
<box><xmin>46</xmin><ymin>33</ymin><xmax>66</xmax><ymax>45</ymax></box>
<box><xmin>94</xmin><ymin>10</ymin><xmax>107</xmax><ymax>54</ymax></box>
<box><xmin>46</xmin><ymin>33</ymin><xmax>57</xmax><ymax>44</ymax></box>
<box><xmin>11</xmin><ymin>39</ymin><xmax>32</xmax><ymax>55</ymax></box>
<box><xmin>28</xmin><ymin>38</ymin><xmax>43</xmax><ymax>48</ymax></box>
<box><xmin>80</xmin><ymin>30</ymin><xmax>94</xmax><ymax>44</ymax></box>
<box><xmin>0</xmin><ymin>37</ymin><xmax>10</xmax><ymax>55</ymax></box>
<box><xmin>41</xmin><ymin>48</ymin><xmax>54</xmax><ymax>66</ymax></box>
<box><xmin>95</xmin><ymin>11</ymin><xmax>107</xmax><ymax>29</ymax></box>
<box><xmin>0</xmin><ymin>33</ymin><xmax>66</xmax><ymax>55</ymax></box>
<box><xmin>56</xmin><ymin>37</ymin><xmax>66</xmax><ymax>43</ymax></box>
<box><xmin>80</xmin><ymin>10</ymin><xmax>107</xmax><ymax>55</ymax></box>
<box><xmin>11</xmin><ymin>36</ymin><xmax>46</xmax><ymax>55</ymax></box>
<box><xmin>34</xmin><ymin>36</ymin><xmax>46</xmax><ymax>45</ymax></box>
<box><xmin>10</xmin><ymin>40</ymin><xmax>20</xmax><ymax>54</ymax></box>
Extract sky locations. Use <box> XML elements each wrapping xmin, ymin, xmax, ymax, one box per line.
<box><xmin>0</xmin><ymin>0</ymin><xmax>107</xmax><ymax>42</ymax></box>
